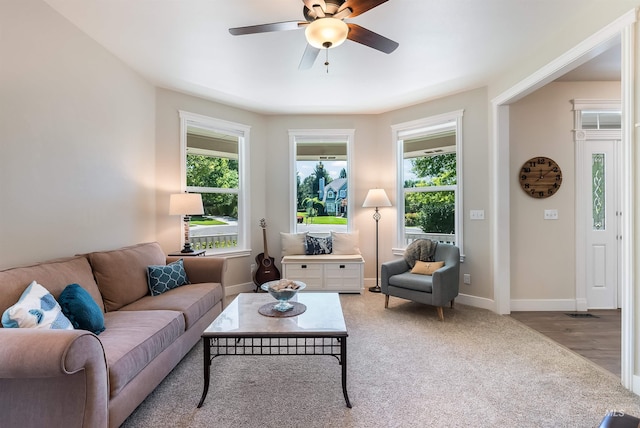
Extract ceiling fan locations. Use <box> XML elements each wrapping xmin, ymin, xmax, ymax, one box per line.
<box><xmin>229</xmin><ymin>0</ymin><xmax>399</xmax><ymax>69</ymax></box>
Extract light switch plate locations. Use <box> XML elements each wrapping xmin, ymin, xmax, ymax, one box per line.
<box><xmin>544</xmin><ymin>209</ymin><xmax>558</xmax><ymax>220</ymax></box>
<box><xmin>470</xmin><ymin>209</ymin><xmax>485</xmax><ymax>220</ymax></box>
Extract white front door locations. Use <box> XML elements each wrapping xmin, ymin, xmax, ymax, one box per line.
<box><xmin>582</xmin><ymin>139</ymin><xmax>619</xmax><ymax>309</ymax></box>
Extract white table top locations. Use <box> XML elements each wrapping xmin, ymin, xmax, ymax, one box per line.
<box><xmin>202</xmin><ymin>292</ymin><xmax>347</xmax><ymax>338</ymax></box>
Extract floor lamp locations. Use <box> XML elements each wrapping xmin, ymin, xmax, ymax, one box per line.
<box><xmin>362</xmin><ymin>188</ymin><xmax>392</xmax><ymax>293</ymax></box>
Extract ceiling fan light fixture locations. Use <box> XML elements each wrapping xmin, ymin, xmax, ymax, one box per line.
<box><xmin>305</xmin><ymin>18</ymin><xmax>348</xmax><ymax>49</ymax></box>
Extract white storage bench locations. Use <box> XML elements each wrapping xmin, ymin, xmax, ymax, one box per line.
<box><xmin>281</xmin><ymin>254</ymin><xmax>364</xmax><ymax>293</ymax></box>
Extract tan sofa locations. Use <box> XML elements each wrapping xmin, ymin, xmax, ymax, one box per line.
<box><xmin>0</xmin><ymin>242</ymin><xmax>225</xmax><ymax>428</ymax></box>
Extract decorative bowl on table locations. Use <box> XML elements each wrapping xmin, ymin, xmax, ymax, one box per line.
<box><xmin>261</xmin><ymin>279</ymin><xmax>306</xmax><ymax>312</ymax></box>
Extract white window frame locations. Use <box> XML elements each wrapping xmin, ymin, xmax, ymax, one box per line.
<box><xmin>288</xmin><ymin>129</ymin><xmax>355</xmax><ymax>233</ymax></box>
<box><xmin>393</xmin><ymin>110</ymin><xmax>464</xmax><ymax>260</ymax></box>
<box><xmin>179</xmin><ymin>111</ymin><xmax>251</xmax><ymax>257</ymax></box>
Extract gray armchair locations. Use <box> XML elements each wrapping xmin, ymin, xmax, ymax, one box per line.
<box><xmin>381</xmin><ymin>243</ymin><xmax>460</xmax><ymax>321</ymax></box>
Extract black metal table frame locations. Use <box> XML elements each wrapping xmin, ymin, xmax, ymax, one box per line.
<box><xmin>198</xmin><ymin>334</ymin><xmax>351</xmax><ymax>408</ymax></box>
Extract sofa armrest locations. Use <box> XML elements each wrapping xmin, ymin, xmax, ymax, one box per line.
<box><xmin>0</xmin><ymin>329</ymin><xmax>109</xmax><ymax>427</ymax></box>
<box><xmin>166</xmin><ymin>256</ymin><xmax>226</xmax><ymax>286</ymax></box>
<box><xmin>0</xmin><ymin>329</ymin><xmax>107</xmax><ymax>377</ymax></box>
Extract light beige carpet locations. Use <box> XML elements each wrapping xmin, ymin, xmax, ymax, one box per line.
<box><xmin>121</xmin><ymin>291</ymin><xmax>640</xmax><ymax>428</ymax></box>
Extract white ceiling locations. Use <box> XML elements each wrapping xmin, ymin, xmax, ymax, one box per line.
<box><xmin>44</xmin><ymin>0</ymin><xmax>622</xmax><ymax>115</ymax></box>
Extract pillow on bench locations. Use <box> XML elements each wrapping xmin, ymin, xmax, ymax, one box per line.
<box><xmin>281</xmin><ymin>231</ymin><xmax>361</xmax><ymax>256</ymax></box>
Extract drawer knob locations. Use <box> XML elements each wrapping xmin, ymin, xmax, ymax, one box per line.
<box><xmin>301</xmin><ymin>264</ymin><xmax>307</xmax><ymax>268</ymax></box>
<box><xmin>340</xmin><ymin>265</ymin><xmax>345</xmax><ymax>268</ymax></box>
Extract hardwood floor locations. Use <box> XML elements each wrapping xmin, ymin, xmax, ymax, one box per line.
<box><xmin>510</xmin><ymin>310</ymin><xmax>621</xmax><ymax>377</ymax></box>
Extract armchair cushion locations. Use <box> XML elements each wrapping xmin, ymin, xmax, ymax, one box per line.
<box><xmin>389</xmin><ymin>272</ymin><xmax>434</xmax><ymax>293</ymax></box>
<box><xmin>411</xmin><ymin>261</ymin><xmax>445</xmax><ymax>275</ymax></box>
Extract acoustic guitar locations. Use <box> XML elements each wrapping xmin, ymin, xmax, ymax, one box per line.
<box><xmin>253</xmin><ymin>218</ymin><xmax>281</xmax><ymax>290</ymax></box>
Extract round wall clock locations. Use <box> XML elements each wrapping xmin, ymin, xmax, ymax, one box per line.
<box><xmin>519</xmin><ymin>156</ymin><xmax>562</xmax><ymax>199</ymax></box>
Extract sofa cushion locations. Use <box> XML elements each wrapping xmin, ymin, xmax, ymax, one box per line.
<box><xmin>59</xmin><ymin>283</ymin><xmax>106</xmax><ymax>335</ymax></box>
<box><xmin>147</xmin><ymin>259</ymin><xmax>190</xmax><ymax>296</ymax></box>
<box><xmin>0</xmin><ymin>256</ymin><xmax>104</xmax><ymax>318</ymax></box>
<box><xmin>87</xmin><ymin>242</ymin><xmax>165</xmax><ymax>312</ymax></box>
<box><xmin>99</xmin><ymin>310</ymin><xmax>185</xmax><ymax>397</ymax></box>
<box><xmin>1</xmin><ymin>281</ymin><xmax>73</xmax><ymax>330</ymax></box>
<box><xmin>389</xmin><ymin>272</ymin><xmax>434</xmax><ymax>293</ymax></box>
<box><xmin>119</xmin><ymin>283</ymin><xmax>222</xmax><ymax>330</ymax></box>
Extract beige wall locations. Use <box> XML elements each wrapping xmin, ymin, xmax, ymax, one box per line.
<box><xmin>379</xmin><ymin>88</ymin><xmax>492</xmax><ymax>301</ymax></box>
<box><xmin>153</xmin><ymin>88</ymin><xmax>491</xmax><ymax>298</ymax></box>
<box><xmin>509</xmin><ymin>81</ymin><xmax>621</xmax><ymax>304</ymax></box>
<box><xmin>0</xmin><ymin>0</ymin><xmax>156</xmax><ymax>268</ymax></box>
<box><xmin>154</xmin><ymin>88</ymin><xmax>268</xmax><ymax>289</ymax></box>
<box><xmin>0</xmin><ymin>0</ymin><xmax>632</xmax><ymax>309</ymax></box>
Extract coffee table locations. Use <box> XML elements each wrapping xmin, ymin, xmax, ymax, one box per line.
<box><xmin>197</xmin><ymin>292</ymin><xmax>351</xmax><ymax>408</ymax></box>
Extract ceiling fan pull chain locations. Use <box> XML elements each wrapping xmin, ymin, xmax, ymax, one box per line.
<box><xmin>325</xmin><ymin>48</ymin><xmax>330</xmax><ymax>73</ymax></box>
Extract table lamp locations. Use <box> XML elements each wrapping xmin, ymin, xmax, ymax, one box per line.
<box><xmin>169</xmin><ymin>193</ymin><xmax>204</xmax><ymax>253</ymax></box>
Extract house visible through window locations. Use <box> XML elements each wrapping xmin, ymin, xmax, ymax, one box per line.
<box><xmin>394</xmin><ymin>111</ymin><xmax>464</xmax><ymax>255</ymax></box>
<box><xmin>289</xmin><ymin>129</ymin><xmax>354</xmax><ymax>234</ymax></box>
<box><xmin>180</xmin><ymin>111</ymin><xmax>250</xmax><ymax>255</ymax></box>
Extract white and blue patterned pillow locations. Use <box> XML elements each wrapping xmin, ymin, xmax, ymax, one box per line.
<box><xmin>305</xmin><ymin>235</ymin><xmax>332</xmax><ymax>255</ymax></box>
<box><xmin>147</xmin><ymin>259</ymin><xmax>190</xmax><ymax>296</ymax></box>
<box><xmin>1</xmin><ymin>281</ymin><xmax>74</xmax><ymax>330</ymax></box>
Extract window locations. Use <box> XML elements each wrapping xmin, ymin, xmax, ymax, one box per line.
<box><xmin>180</xmin><ymin>111</ymin><xmax>250</xmax><ymax>255</ymax></box>
<box><xmin>394</xmin><ymin>111</ymin><xmax>464</xmax><ymax>256</ymax></box>
<box><xmin>580</xmin><ymin>111</ymin><xmax>621</xmax><ymax>129</ymax></box>
<box><xmin>288</xmin><ymin>129</ymin><xmax>354</xmax><ymax>234</ymax></box>
<box><xmin>572</xmin><ymin>99</ymin><xmax>621</xmax><ymax>131</ymax></box>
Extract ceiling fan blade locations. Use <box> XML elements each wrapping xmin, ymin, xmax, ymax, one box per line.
<box><xmin>299</xmin><ymin>44</ymin><xmax>321</xmax><ymax>69</ymax></box>
<box><xmin>229</xmin><ymin>21</ymin><xmax>305</xmax><ymax>36</ymax></box>
<box><xmin>313</xmin><ymin>5</ymin><xmax>326</xmax><ymax>17</ymax></box>
<box><xmin>339</xmin><ymin>0</ymin><xmax>389</xmax><ymax>17</ymax></box>
<box><xmin>347</xmin><ymin>23</ymin><xmax>398</xmax><ymax>53</ymax></box>
<box><xmin>332</xmin><ymin>7</ymin><xmax>353</xmax><ymax>20</ymax></box>
<box><xmin>302</xmin><ymin>0</ymin><xmax>327</xmax><ymax>12</ymax></box>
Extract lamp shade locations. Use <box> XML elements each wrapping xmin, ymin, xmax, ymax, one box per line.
<box><xmin>362</xmin><ymin>188</ymin><xmax>392</xmax><ymax>208</ymax></box>
<box><xmin>169</xmin><ymin>193</ymin><xmax>204</xmax><ymax>216</ymax></box>
<box><xmin>305</xmin><ymin>18</ymin><xmax>349</xmax><ymax>49</ymax></box>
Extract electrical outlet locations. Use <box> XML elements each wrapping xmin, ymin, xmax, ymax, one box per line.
<box><xmin>463</xmin><ymin>274</ymin><xmax>471</xmax><ymax>284</ymax></box>
<box><xmin>544</xmin><ymin>209</ymin><xmax>558</xmax><ymax>220</ymax></box>
<box><xmin>250</xmin><ymin>263</ymin><xmax>256</xmax><ymax>274</ymax></box>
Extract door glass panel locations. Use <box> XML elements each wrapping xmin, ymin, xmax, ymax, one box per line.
<box><xmin>592</xmin><ymin>153</ymin><xmax>605</xmax><ymax>230</ymax></box>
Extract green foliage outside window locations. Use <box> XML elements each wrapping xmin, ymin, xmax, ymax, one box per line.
<box><xmin>405</xmin><ymin>153</ymin><xmax>456</xmax><ymax>234</ymax></box>
<box><xmin>186</xmin><ymin>154</ymin><xmax>238</xmax><ymax>217</ymax></box>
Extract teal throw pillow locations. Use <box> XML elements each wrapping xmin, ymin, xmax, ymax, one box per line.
<box><xmin>59</xmin><ymin>283</ymin><xmax>105</xmax><ymax>335</ymax></box>
<box><xmin>147</xmin><ymin>258</ymin><xmax>190</xmax><ymax>296</ymax></box>
<box><xmin>1</xmin><ymin>281</ymin><xmax>73</xmax><ymax>330</ymax></box>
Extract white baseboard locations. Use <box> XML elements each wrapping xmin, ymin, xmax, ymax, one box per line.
<box><xmin>225</xmin><ymin>282</ymin><xmax>254</xmax><ymax>296</ymax></box>
<box><xmin>510</xmin><ymin>299</ymin><xmax>578</xmax><ymax>312</ymax></box>
<box><xmin>632</xmin><ymin>375</ymin><xmax>640</xmax><ymax>395</ymax></box>
<box><xmin>457</xmin><ymin>293</ymin><xmax>495</xmax><ymax>311</ymax></box>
